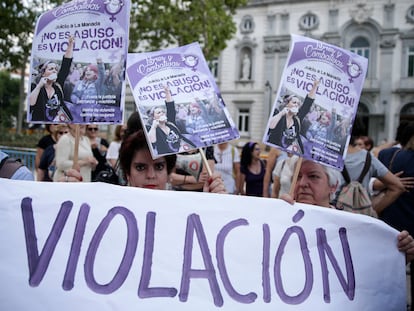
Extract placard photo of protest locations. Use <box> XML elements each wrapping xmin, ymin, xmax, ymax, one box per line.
<box><xmin>126</xmin><ymin>42</ymin><xmax>240</xmax><ymax>158</ymax></box>
<box><xmin>263</xmin><ymin>34</ymin><xmax>368</xmax><ymax>170</ymax></box>
<box><xmin>27</xmin><ymin>0</ymin><xmax>130</xmax><ymax>124</ymax></box>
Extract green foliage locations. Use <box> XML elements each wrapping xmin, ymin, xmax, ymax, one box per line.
<box><xmin>0</xmin><ymin>71</ymin><xmax>20</xmax><ymax>128</ymax></box>
<box><xmin>0</xmin><ymin>0</ymin><xmax>39</xmax><ymax>70</ymax></box>
<box><xmin>130</xmin><ymin>0</ymin><xmax>247</xmax><ymax>60</ymax></box>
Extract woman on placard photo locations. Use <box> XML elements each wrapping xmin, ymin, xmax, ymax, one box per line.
<box><xmin>148</xmin><ymin>86</ymin><xmax>195</xmax><ymax>155</ymax></box>
<box><xmin>266</xmin><ymin>79</ymin><xmax>319</xmax><ymax>154</ymax></box>
<box><xmin>29</xmin><ymin>36</ymin><xmax>75</xmax><ymax>122</ymax></box>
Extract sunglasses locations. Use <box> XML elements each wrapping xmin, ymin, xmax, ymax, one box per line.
<box><xmin>88</xmin><ymin>128</ymin><xmax>99</xmax><ymax>132</ymax></box>
<box><xmin>58</xmin><ymin>131</ymin><xmax>68</xmax><ymax>135</ymax></box>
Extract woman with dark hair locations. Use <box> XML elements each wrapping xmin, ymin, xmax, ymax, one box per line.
<box><xmin>238</xmin><ymin>141</ymin><xmax>265</xmax><ymax>197</ymax></box>
<box><xmin>119</xmin><ymin>130</ymin><xmax>225</xmax><ymax>193</ymax></box>
<box><xmin>29</xmin><ymin>36</ymin><xmax>74</xmax><ymax>122</ymax></box>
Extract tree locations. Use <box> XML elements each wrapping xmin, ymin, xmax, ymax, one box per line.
<box><xmin>0</xmin><ymin>71</ymin><xmax>20</xmax><ymax>129</ymax></box>
<box><xmin>129</xmin><ymin>0</ymin><xmax>247</xmax><ymax>60</ymax></box>
<box><xmin>0</xmin><ymin>0</ymin><xmax>39</xmax><ymax>69</ymax></box>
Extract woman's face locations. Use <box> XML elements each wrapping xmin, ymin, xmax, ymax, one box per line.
<box><xmin>86</xmin><ymin>126</ymin><xmax>99</xmax><ymax>138</ymax></box>
<box><xmin>153</xmin><ymin>107</ymin><xmax>166</xmax><ymax>121</ymax></box>
<box><xmin>251</xmin><ymin>144</ymin><xmax>261</xmax><ymax>159</ymax></box>
<box><xmin>319</xmin><ymin>113</ymin><xmax>330</xmax><ymax>125</ymax></box>
<box><xmin>190</xmin><ymin>105</ymin><xmax>200</xmax><ymax>114</ymax></box>
<box><xmin>84</xmin><ymin>67</ymin><xmax>97</xmax><ymax>81</ymax></box>
<box><xmin>43</xmin><ymin>63</ymin><xmax>58</xmax><ymax>80</ymax></box>
<box><xmin>294</xmin><ymin>161</ymin><xmax>334</xmax><ymax>207</ymax></box>
<box><xmin>127</xmin><ymin>148</ymin><xmax>169</xmax><ymax>189</ymax></box>
<box><xmin>286</xmin><ymin>97</ymin><xmax>300</xmax><ymax>114</ymax></box>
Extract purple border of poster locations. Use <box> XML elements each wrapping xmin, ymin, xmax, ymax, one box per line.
<box><xmin>27</xmin><ymin>0</ymin><xmax>130</xmax><ymax>124</ymax></box>
<box><xmin>126</xmin><ymin>43</ymin><xmax>240</xmax><ymax>158</ymax></box>
<box><xmin>263</xmin><ymin>34</ymin><xmax>368</xmax><ymax>170</ymax></box>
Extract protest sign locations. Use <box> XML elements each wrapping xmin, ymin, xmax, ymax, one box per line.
<box><xmin>263</xmin><ymin>34</ymin><xmax>368</xmax><ymax>170</ymax></box>
<box><xmin>0</xmin><ymin>178</ymin><xmax>406</xmax><ymax>310</ymax></box>
<box><xmin>27</xmin><ymin>0</ymin><xmax>130</xmax><ymax>124</ymax></box>
<box><xmin>126</xmin><ymin>43</ymin><xmax>240</xmax><ymax>158</ymax></box>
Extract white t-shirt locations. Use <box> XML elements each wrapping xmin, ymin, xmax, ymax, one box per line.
<box><xmin>106</xmin><ymin>141</ymin><xmax>122</xmax><ymax>162</ymax></box>
<box><xmin>272</xmin><ymin>155</ymin><xmax>299</xmax><ymax>197</ymax></box>
<box><xmin>214</xmin><ymin>144</ymin><xmax>240</xmax><ymax>194</ymax></box>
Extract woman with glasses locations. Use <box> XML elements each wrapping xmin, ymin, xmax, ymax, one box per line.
<box><xmin>238</xmin><ymin>141</ymin><xmax>266</xmax><ymax>197</ymax></box>
<box><xmin>53</xmin><ymin>124</ymin><xmax>98</xmax><ymax>182</ymax></box>
<box><xmin>86</xmin><ymin>125</ymin><xmax>109</xmax><ymax>181</ymax></box>
<box><xmin>29</xmin><ymin>36</ymin><xmax>74</xmax><ymax>122</ymax></box>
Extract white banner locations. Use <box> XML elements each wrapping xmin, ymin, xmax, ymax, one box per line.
<box><xmin>0</xmin><ymin>179</ymin><xmax>406</xmax><ymax>310</ymax></box>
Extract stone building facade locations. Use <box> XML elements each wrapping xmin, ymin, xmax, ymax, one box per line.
<box><xmin>214</xmin><ymin>0</ymin><xmax>414</xmax><ymax>145</ymax></box>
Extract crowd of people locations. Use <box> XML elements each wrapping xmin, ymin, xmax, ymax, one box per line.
<box><xmin>2</xmin><ymin>112</ymin><xmax>414</xmax><ymax>307</ymax></box>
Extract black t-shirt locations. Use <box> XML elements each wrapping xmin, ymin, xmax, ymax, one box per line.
<box><xmin>36</xmin><ymin>134</ymin><xmax>55</xmax><ymax>150</ymax></box>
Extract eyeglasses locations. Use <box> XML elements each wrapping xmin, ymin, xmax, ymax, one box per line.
<box><xmin>87</xmin><ymin>128</ymin><xmax>99</xmax><ymax>132</ymax></box>
<box><xmin>58</xmin><ymin>131</ymin><xmax>68</xmax><ymax>135</ymax></box>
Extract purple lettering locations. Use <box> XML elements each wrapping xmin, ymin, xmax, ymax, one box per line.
<box><xmin>179</xmin><ymin>213</ymin><xmax>223</xmax><ymax>306</ymax></box>
<box><xmin>216</xmin><ymin>218</ymin><xmax>257</xmax><ymax>303</ymax></box>
<box><xmin>317</xmin><ymin>227</ymin><xmax>355</xmax><ymax>302</ymax></box>
<box><xmin>63</xmin><ymin>203</ymin><xmax>90</xmax><ymax>290</ymax></box>
<box><xmin>274</xmin><ymin>211</ymin><xmax>313</xmax><ymax>304</ymax></box>
<box><xmin>84</xmin><ymin>206</ymin><xmax>138</xmax><ymax>294</ymax></box>
<box><xmin>21</xmin><ymin>197</ymin><xmax>73</xmax><ymax>286</ymax></box>
<box><xmin>138</xmin><ymin>212</ymin><xmax>178</xmax><ymax>298</ymax></box>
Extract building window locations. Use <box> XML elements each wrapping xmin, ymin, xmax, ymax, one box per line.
<box><xmin>408</xmin><ymin>46</ymin><xmax>414</xmax><ymax>77</ymax></box>
<box><xmin>238</xmin><ymin>108</ymin><xmax>250</xmax><ymax>136</ymax></box>
<box><xmin>407</xmin><ymin>5</ymin><xmax>414</xmax><ymax>24</ymax></box>
<box><xmin>208</xmin><ymin>58</ymin><xmax>219</xmax><ymax>79</ymax></box>
<box><xmin>299</xmin><ymin>13</ymin><xmax>319</xmax><ymax>31</ymax></box>
<box><xmin>350</xmin><ymin>37</ymin><xmax>370</xmax><ymax>59</ymax></box>
<box><xmin>240</xmin><ymin>15</ymin><xmax>254</xmax><ymax>34</ymax></box>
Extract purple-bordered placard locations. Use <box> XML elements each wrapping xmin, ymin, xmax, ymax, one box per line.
<box><xmin>127</xmin><ymin>43</ymin><xmax>240</xmax><ymax>158</ymax></box>
<box><xmin>263</xmin><ymin>34</ymin><xmax>368</xmax><ymax>170</ymax></box>
<box><xmin>27</xmin><ymin>0</ymin><xmax>130</xmax><ymax>124</ymax></box>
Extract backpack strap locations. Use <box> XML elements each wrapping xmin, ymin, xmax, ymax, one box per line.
<box><xmin>341</xmin><ymin>165</ymin><xmax>351</xmax><ymax>184</ymax></box>
<box><xmin>0</xmin><ymin>156</ymin><xmax>24</xmax><ymax>179</ymax></box>
<box><xmin>388</xmin><ymin>148</ymin><xmax>401</xmax><ymax>171</ymax></box>
<box><xmin>341</xmin><ymin>152</ymin><xmax>371</xmax><ymax>184</ymax></box>
<box><xmin>357</xmin><ymin>152</ymin><xmax>371</xmax><ymax>183</ymax></box>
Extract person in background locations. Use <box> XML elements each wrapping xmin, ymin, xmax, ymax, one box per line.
<box><xmin>38</xmin><ymin>124</ymin><xmax>68</xmax><ymax>181</ymax></box>
<box><xmin>106</xmin><ymin>124</ymin><xmax>126</xmax><ymax>168</ymax></box>
<box><xmin>53</xmin><ymin>124</ymin><xmax>98</xmax><ymax>182</ymax></box>
<box><xmin>354</xmin><ymin>135</ymin><xmax>374</xmax><ymax>152</ymax></box>
<box><xmin>119</xmin><ymin>130</ymin><xmax>226</xmax><ymax>193</ymax></box>
<box><xmin>169</xmin><ymin>147</ymin><xmax>216</xmax><ymax>192</ymax></box>
<box><xmin>271</xmin><ymin>153</ymin><xmax>299</xmax><ymax>198</ymax></box>
<box><xmin>262</xmin><ymin>147</ymin><xmax>287</xmax><ymax>197</ymax></box>
<box><xmin>86</xmin><ymin>124</ymin><xmax>109</xmax><ymax>181</ymax></box>
<box><xmin>340</xmin><ymin>116</ymin><xmax>405</xmax><ymax>215</ymax></box>
<box><xmin>35</xmin><ymin>124</ymin><xmax>57</xmax><ymax>180</ymax></box>
<box><xmin>0</xmin><ymin>150</ymin><xmax>34</xmax><ymax>180</ymax></box>
<box><xmin>56</xmin><ymin>168</ymin><xmax>83</xmax><ymax>182</ymax></box>
<box><xmin>372</xmin><ymin>121</ymin><xmax>408</xmax><ymax>158</ymax></box>
<box><xmin>214</xmin><ymin>142</ymin><xmax>240</xmax><ymax>194</ymax></box>
<box><xmin>239</xmin><ymin>141</ymin><xmax>265</xmax><ymax>197</ymax></box>
<box><xmin>377</xmin><ymin>122</ymin><xmax>414</xmax><ymax>310</ymax></box>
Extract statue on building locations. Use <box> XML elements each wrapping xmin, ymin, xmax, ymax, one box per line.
<box><xmin>241</xmin><ymin>53</ymin><xmax>251</xmax><ymax>80</ymax></box>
